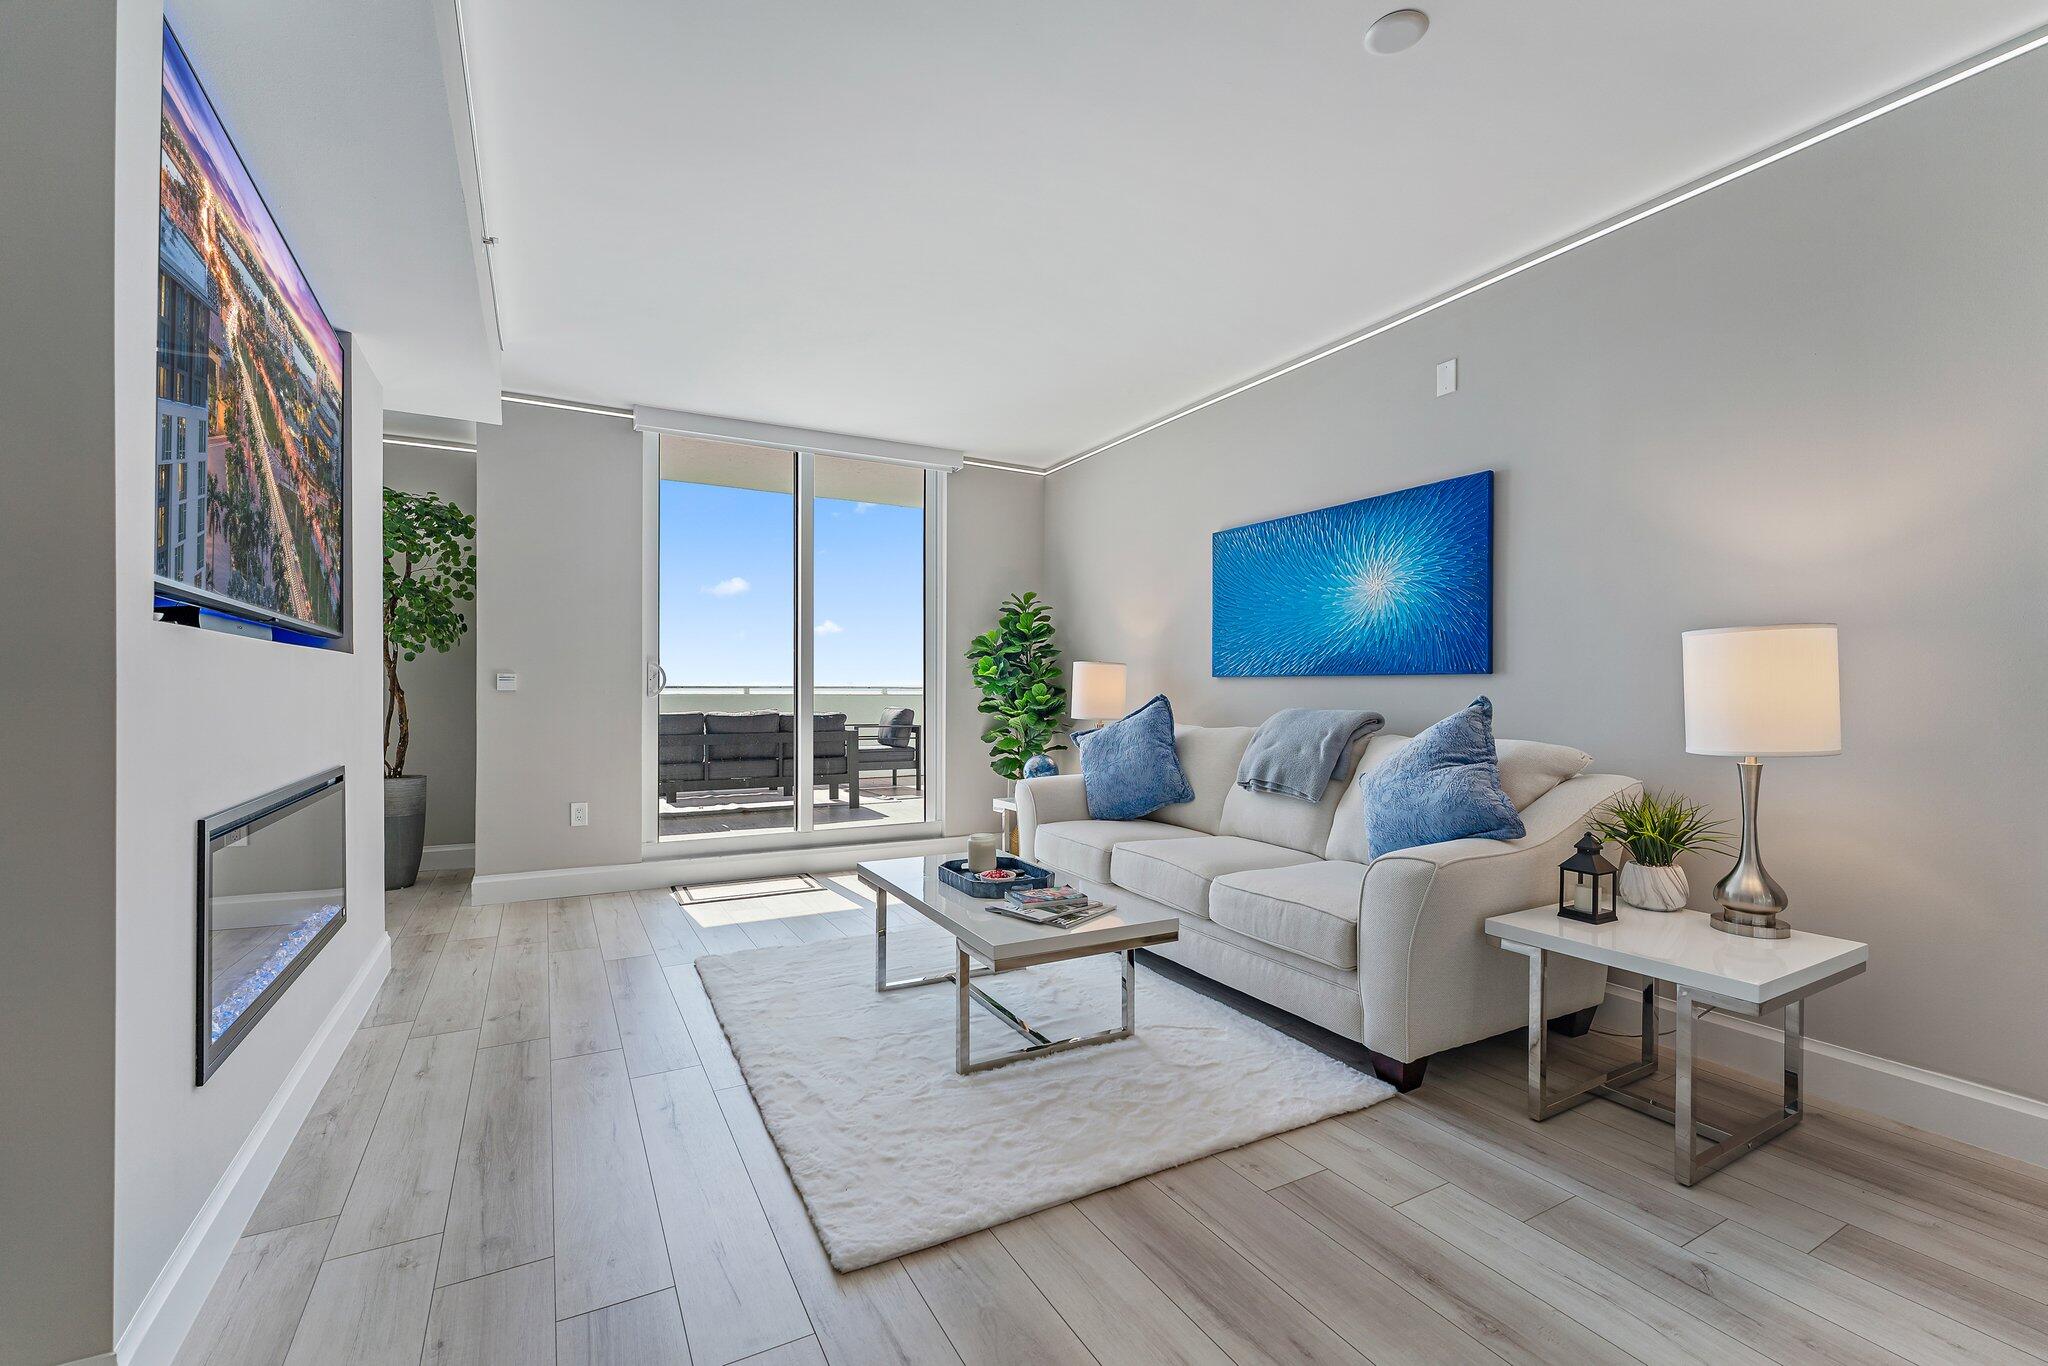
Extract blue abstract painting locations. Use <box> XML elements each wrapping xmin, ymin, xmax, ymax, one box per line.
<box><xmin>1213</xmin><ymin>471</ymin><xmax>1493</xmax><ymax>677</ymax></box>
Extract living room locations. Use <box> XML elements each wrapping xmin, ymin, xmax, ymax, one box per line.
<box><xmin>6</xmin><ymin>4</ymin><xmax>2048</xmax><ymax>1365</ymax></box>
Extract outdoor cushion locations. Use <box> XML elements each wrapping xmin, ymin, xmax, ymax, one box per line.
<box><xmin>878</xmin><ymin>707</ymin><xmax>915</xmax><ymax>746</ymax></box>
<box><xmin>1210</xmin><ymin>861</ymin><xmax>1369</xmax><ymax>970</ymax></box>
<box><xmin>1109</xmin><ymin>835</ymin><xmax>1316</xmax><ymax>918</ymax></box>
<box><xmin>1033</xmin><ymin>819</ymin><xmax>1184</xmax><ymax>883</ymax></box>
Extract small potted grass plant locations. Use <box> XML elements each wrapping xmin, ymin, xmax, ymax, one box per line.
<box><xmin>1589</xmin><ymin>789</ymin><xmax>1731</xmax><ymax>912</ymax></box>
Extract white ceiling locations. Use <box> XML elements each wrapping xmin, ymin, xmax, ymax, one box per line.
<box><xmin>457</xmin><ymin>1</ymin><xmax>2048</xmax><ymax>466</ymax></box>
<box><xmin>199</xmin><ymin>3</ymin><xmax>2047</xmax><ymax>460</ymax></box>
<box><xmin>166</xmin><ymin>0</ymin><xmax>501</xmax><ymax>419</ymax></box>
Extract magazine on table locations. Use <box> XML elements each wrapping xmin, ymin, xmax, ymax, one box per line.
<box><xmin>987</xmin><ymin>897</ymin><xmax>1115</xmax><ymax>929</ymax></box>
<box><xmin>1007</xmin><ymin>883</ymin><xmax>1090</xmax><ymax>909</ymax></box>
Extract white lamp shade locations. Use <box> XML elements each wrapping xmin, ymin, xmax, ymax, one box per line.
<box><xmin>1070</xmin><ymin>661</ymin><xmax>1128</xmax><ymax>721</ymax></box>
<box><xmin>1682</xmin><ymin>625</ymin><xmax>1841</xmax><ymax>757</ymax></box>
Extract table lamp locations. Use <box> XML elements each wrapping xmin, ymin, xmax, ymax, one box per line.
<box><xmin>1681</xmin><ymin>625</ymin><xmax>1841</xmax><ymax>939</ymax></box>
<box><xmin>1070</xmin><ymin>661</ymin><xmax>1128</xmax><ymax>723</ymax></box>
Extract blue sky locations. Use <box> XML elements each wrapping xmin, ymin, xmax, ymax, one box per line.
<box><xmin>659</xmin><ymin>482</ymin><xmax>924</xmax><ymax>686</ymax></box>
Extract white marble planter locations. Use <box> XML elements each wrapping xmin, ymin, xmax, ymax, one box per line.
<box><xmin>1620</xmin><ymin>861</ymin><xmax>1688</xmax><ymax>912</ymax></box>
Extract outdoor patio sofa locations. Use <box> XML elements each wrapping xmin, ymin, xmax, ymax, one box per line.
<box><xmin>658</xmin><ymin>711</ymin><xmax>858</xmax><ymax>807</ymax></box>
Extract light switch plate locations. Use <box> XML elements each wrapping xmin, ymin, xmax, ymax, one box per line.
<box><xmin>1435</xmin><ymin>358</ymin><xmax>1458</xmax><ymax>397</ymax></box>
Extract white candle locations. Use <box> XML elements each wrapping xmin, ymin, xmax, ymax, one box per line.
<box><xmin>967</xmin><ymin>833</ymin><xmax>999</xmax><ymax>872</ymax></box>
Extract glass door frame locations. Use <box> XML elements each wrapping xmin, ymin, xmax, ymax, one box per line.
<box><xmin>642</xmin><ymin>432</ymin><xmax>946</xmax><ymax>856</ymax></box>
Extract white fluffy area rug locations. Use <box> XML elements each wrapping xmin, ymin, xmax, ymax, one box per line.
<box><xmin>696</xmin><ymin>927</ymin><xmax>1392</xmax><ymax>1271</ymax></box>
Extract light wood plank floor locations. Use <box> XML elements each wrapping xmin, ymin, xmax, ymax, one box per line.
<box><xmin>177</xmin><ymin>871</ymin><xmax>2048</xmax><ymax>1366</ymax></box>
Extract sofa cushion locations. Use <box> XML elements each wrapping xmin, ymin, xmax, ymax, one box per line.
<box><xmin>1363</xmin><ymin>697</ymin><xmax>1524</xmax><ymax>854</ymax></box>
<box><xmin>1033</xmin><ymin>819</ymin><xmax>1184</xmax><ymax>883</ymax></box>
<box><xmin>1078</xmin><ymin>695</ymin><xmax>1195</xmax><ymax>820</ymax></box>
<box><xmin>1109</xmin><ymin>835</ymin><xmax>1316</xmax><ymax>918</ymax></box>
<box><xmin>1153</xmin><ymin>725</ymin><xmax>1257</xmax><ymax>833</ymax></box>
<box><xmin>1217</xmin><ymin>731</ymin><xmax>1372</xmax><ymax>854</ymax></box>
<box><xmin>1209</xmin><ymin>861</ymin><xmax>1368</xmax><ymax>970</ymax></box>
<box><xmin>1495</xmin><ymin>739</ymin><xmax>1593</xmax><ymax>811</ymax></box>
<box><xmin>1323</xmin><ymin>733</ymin><xmax>1411</xmax><ymax>862</ymax></box>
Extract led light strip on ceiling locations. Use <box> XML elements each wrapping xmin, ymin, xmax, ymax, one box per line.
<box><xmin>1038</xmin><ymin>23</ymin><xmax>2048</xmax><ymax>478</ymax></box>
<box><xmin>382</xmin><ymin>435</ymin><xmax>477</xmax><ymax>453</ymax></box>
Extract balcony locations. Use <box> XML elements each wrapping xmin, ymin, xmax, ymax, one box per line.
<box><xmin>657</xmin><ymin>685</ymin><xmax>926</xmax><ymax>839</ymax></box>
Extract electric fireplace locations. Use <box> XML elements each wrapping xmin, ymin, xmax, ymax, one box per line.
<box><xmin>197</xmin><ymin>768</ymin><xmax>347</xmax><ymax>1083</ymax></box>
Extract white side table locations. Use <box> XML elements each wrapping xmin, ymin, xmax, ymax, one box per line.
<box><xmin>1485</xmin><ymin>906</ymin><xmax>1868</xmax><ymax>1186</ymax></box>
<box><xmin>993</xmin><ymin>796</ymin><xmax>1019</xmax><ymax>855</ymax></box>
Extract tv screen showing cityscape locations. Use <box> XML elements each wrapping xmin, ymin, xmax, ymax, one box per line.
<box><xmin>156</xmin><ymin>22</ymin><xmax>345</xmax><ymax>636</ymax></box>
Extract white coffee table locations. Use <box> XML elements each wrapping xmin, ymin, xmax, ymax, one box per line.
<box><xmin>856</xmin><ymin>855</ymin><xmax>1179</xmax><ymax>1075</ymax></box>
<box><xmin>1486</xmin><ymin>905</ymin><xmax>1868</xmax><ymax>1185</ymax></box>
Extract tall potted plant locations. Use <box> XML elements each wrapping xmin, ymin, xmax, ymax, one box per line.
<box><xmin>966</xmin><ymin>590</ymin><xmax>1067</xmax><ymax>782</ymax></box>
<box><xmin>384</xmin><ymin>487</ymin><xmax>476</xmax><ymax>889</ymax></box>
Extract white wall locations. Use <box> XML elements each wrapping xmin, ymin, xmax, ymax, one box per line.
<box><xmin>0</xmin><ymin>6</ymin><xmax>391</xmax><ymax>1359</ymax></box>
<box><xmin>0</xmin><ymin>4</ymin><xmax>121</xmax><ymax>1360</ymax></box>
<box><xmin>473</xmin><ymin>401</ymin><xmax>1044</xmax><ymax>877</ymax></box>
<box><xmin>383</xmin><ymin>442</ymin><xmax>478</xmax><ymax>850</ymax></box>
<box><xmin>1043</xmin><ymin>51</ymin><xmax>2048</xmax><ymax>1103</ymax></box>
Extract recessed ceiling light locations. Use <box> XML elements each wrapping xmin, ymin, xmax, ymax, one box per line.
<box><xmin>1363</xmin><ymin>9</ymin><xmax>1429</xmax><ymax>55</ymax></box>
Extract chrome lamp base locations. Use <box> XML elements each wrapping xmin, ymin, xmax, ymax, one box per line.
<box><xmin>1712</xmin><ymin>757</ymin><xmax>1791</xmax><ymax>939</ymax></box>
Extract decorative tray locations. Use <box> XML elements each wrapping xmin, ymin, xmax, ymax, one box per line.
<box><xmin>938</xmin><ymin>855</ymin><xmax>1055</xmax><ymax>898</ymax></box>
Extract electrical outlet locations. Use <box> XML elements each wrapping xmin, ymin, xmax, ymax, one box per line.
<box><xmin>569</xmin><ymin>802</ymin><xmax>589</xmax><ymax>827</ymax></box>
<box><xmin>1435</xmin><ymin>358</ymin><xmax>1458</xmax><ymax>397</ymax></box>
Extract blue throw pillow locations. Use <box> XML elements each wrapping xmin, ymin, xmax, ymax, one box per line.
<box><xmin>1362</xmin><ymin>696</ymin><xmax>1525</xmax><ymax>854</ymax></box>
<box><xmin>1077</xmin><ymin>695</ymin><xmax>1194</xmax><ymax>820</ymax></box>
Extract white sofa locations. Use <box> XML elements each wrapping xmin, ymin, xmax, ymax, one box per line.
<box><xmin>1016</xmin><ymin>723</ymin><xmax>1639</xmax><ymax>1090</ymax></box>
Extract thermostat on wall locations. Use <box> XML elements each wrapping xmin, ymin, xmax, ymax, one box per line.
<box><xmin>495</xmin><ymin>672</ymin><xmax>519</xmax><ymax>692</ymax></box>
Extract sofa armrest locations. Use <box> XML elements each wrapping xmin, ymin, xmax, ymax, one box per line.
<box><xmin>1015</xmin><ymin>774</ymin><xmax>1087</xmax><ymax>861</ymax></box>
<box><xmin>1355</xmin><ymin>772</ymin><xmax>1641</xmax><ymax>1061</ymax></box>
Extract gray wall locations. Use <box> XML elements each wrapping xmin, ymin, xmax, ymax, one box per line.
<box><xmin>0</xmin><ymin>3</ymin><xmax>121</xmax><ymax>1360</ymax></box>
<box><xmin>944</xmin><ymin>467</ymin><xmax>1046</xmax><ymax>836</ymax></box>
<box><xmin>473</xmin><ymin>402</ymin><xmax>1042</xmax><ymax>873</ymax></box>
<box><xmin>1044</xmin><ymin>51</ymin><xmax>2048</xmax><ymax>1102</ymax></box>
<box><xmin>474</xmin><ymin>403</ymin><xmax>646</xmax><ymax>875</ymax></box>
<box><xmin>384</xmin><ymin>442</ymin><xmax>479</xmax><ymax>849</ymax></box>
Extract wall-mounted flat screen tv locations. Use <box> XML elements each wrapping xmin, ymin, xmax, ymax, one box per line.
<box><xmin>156</xmin><ymin>21</ymin><xmax>346</xmax><ymax>637</ymax></box>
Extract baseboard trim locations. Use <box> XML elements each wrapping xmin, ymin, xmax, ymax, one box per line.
<box><xmin>418</xmin><ymin>842</ymin><xmax>475</xmax><ymax>872</ymax></box>
<box><xmin>467</xmin><ymin>834</ymin><xmax>961</xmax><ymax>904</ymax></box>
<box><xmin>114</xmin><ymin>932</ymin><xmax>392</xmax><ymax>1366</ymax></box>
<box><xmin>1595</xmin><ymin>984</ymin><xmax>2048</xmax><ymax>1170</ymax></box>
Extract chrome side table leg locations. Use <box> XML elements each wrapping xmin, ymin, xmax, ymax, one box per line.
<box><xmin>1509</xmin><ymin>942</ymin><xmax>1655</xmax><ymax>1120</ymax></box>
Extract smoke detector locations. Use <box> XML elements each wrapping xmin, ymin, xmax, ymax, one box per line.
<box><xmin>1364</xmin><ymin>9</ymin><xmax>1430</xmax><ymax>55</ymax></box>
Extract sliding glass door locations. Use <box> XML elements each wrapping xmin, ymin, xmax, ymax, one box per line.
<box><xmin>653</xmin><ymin>436</ymin><xmax>935</xmax><ymax>845</ymax></box>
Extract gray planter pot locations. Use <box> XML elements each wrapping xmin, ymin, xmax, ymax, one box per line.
<box><xmin>384</xmin><ymin>775</ymin><xmax>428</xmax><ymax>890</ymax></box>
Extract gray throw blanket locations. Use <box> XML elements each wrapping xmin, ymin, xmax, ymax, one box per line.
<box><xmin>1234</xmin><ymin>708</ymin><xmax>1385</xmax><ymax>802</ymax></box>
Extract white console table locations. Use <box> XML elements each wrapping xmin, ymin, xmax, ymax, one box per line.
<box><xmin>1485</xmin><ymin>905</ymin><xmax>1868</xmax><ymax>1186</ymax></box>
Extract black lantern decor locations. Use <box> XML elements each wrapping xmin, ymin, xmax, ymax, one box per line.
<box><xmin>1558</xmin><ymin>832</ymin><xmax>1619</xmax><ymax>925</ymax></box>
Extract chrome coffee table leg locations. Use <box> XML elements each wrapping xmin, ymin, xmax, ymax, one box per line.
<box><xmin>871</xmin><ymin>884</ymin><xmax>988</xmax><ymax>993</ymax></box>
<box><xmin>953</xmin><ymin>946</ymin><xmax>1137</xmax><ymax>1076</ymax></box>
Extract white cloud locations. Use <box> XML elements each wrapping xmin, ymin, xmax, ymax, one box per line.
<box><xmin>703</xmin><ymin>576</ymin><xmax>750</xmax><ymax>597</ymax></box>
<box><xmin>815</xmin><ymin>619</ymin><xmax>845</xmax><ymax>635</ymax></box>
<box><xmin>854</xmin><ymin>502</ymin><xmax>877</xmax><ymax>514</ymax></box>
